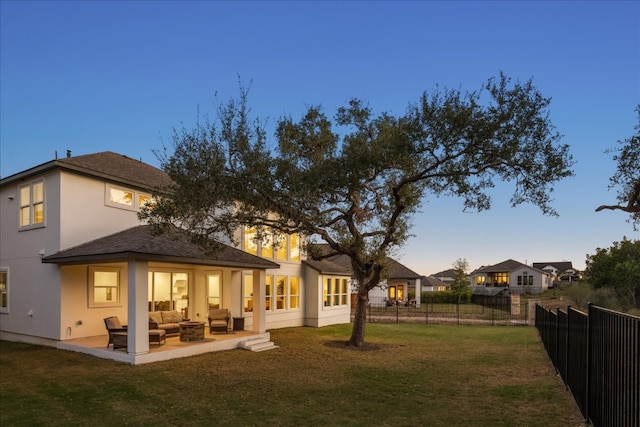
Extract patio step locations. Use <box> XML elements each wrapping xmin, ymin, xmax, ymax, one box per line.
<box><xmin>239</xmin><ymin>337</ymin><xmax>278</xmax><ymax>352</ymax></box>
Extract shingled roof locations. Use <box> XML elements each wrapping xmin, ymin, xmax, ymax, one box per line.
<box><xmin>532</xmin><ymin>261</ymin><xmax>574</xmax><ymax>273</ymax></box>
<box><xmin>42</xmin><ymin>225</ymin><xmax>279</xmax><ymax>270</ymax></box>
<box><xmin>303</xmin><ymin>244</ymin><xmax>421</xmax><ymax>279</ymax></box>
<box><xmin>474</xmin><ymin>259</ymin><xmax>527</xmax><ymax>273</ymax></box>
<box><xmin>1</xmin><ymin>151</ymin><xmax>173</xmax><ymax>192</ymax></box>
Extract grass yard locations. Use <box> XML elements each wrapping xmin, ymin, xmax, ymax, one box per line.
<box><xmin>0</xmin><ymin>324</ymin><xmax>584</xmax><ymax>427</ymax></box>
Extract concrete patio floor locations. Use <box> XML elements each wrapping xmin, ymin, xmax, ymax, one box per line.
<box><xmin>57</xmin><ymin>329</ymin><xmax>271</xmax><ymax>365</ymax></box>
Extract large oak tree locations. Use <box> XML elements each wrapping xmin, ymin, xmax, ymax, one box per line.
<box><xmin>596</xmin><ymin>104</ymin><xmax>640</xmax><ymax>230</ymax></box>
<box><xmin>141</xmin><ymin>74</ymin><xmax>574</xmax><ymax>346</ymax></box>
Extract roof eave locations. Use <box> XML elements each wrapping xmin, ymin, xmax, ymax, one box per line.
<box><xmin>42</xmin><ymin>252</ymin><xmax>280</xmax><ymax>270</ymax></box>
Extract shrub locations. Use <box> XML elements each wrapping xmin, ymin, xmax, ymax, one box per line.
<box><xmin>421</xmin><ymin>290</ymin><xmax>472</xmax><ymax>304</ymax></box>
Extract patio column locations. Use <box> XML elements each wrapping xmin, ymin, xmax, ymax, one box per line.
<box><xmin>251</xmin><ymin>269</ymin><xmax>266</xmax><ymax>333</ymax></box>
<box><xmin>415</xmin><ymin>278</ymin><xmax>421</xmax><ymax>308</ymax></box>
<box><xmin>127</xmin><ymin>258</ymin><xmax>149</xmax><ymax>355</ymax></box>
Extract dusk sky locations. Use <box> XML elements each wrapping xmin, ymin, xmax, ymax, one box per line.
<box><xmin>1</xmin><ymin>1</ymin><xmax>638</xmax><ymax>275</ymax></box>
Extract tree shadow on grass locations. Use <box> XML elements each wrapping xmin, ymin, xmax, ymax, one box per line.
<box><xmin>323</xmin><ymin>340</ymin><xmax>393</xmax><ymax>351</ymax></box>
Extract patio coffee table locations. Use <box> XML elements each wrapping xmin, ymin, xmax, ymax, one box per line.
<box><xmin>179</xmin><ymin>321</ymin><xmax>205</xmax><ymax>342</ymax></box>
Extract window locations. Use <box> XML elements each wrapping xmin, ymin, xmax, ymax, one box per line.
<box><xmin>289</xmin><ymin>277</ymin><xmax>299</xmax><ymax>309</ymax></box>
<box><xmin>475</xmin><ymin>276</ymin><xmax>486</xmax><ymax>285</ymax></box>
<box><xmin>517</xmin><ymin>273</ymin><xmax>534</xmax><ymax>287</ymax></box>
<box><xmin>19</xmin><ymin>180</ymin><xmax>45</xmax><ymax>228</ymax></box>
<box><xmin>105</xmin><ymin>185</ymin><xmax>151</xmax><ymax>211</ymax></box>
<box><xmin>275</xmin><ymin>235</ymin><xmax>287</xmax><ymax>260</ymax></box>
<box><xmin>243</xmin><ymin>274</ymin><xmax>253</xmax><ymax>312</ymax></box>
<box><xmin>276</xmin><ymin>276</ymin><xmax>287</xmax><ymax>309</ymax></box>
<box><xmin>289</xmin><ymin>233</ymin><xmax>300</xmax><ymax>261</ymax></box>
<box><xmin>243</xmin><ymin>227</ymin><xmax>302</xmax><ymax>263</ymax></box>
<box><xmin>0</xmin><ymin>269</ymin><xmax>8</xmax><ymax>312</ymax></box>
<box><xmin>324</xmin><ymin>277</ymin><xmax>348</xmax><ymax>307</ymax></box>
<box><xmin>243</xmin><ymin>228</ymin><xmax>258</xmax><ymax>255</ymax></box>
<box><xmin>207</xmin><ymin>272</ymin><xmax>221</xmax><ymax>309</ymax></box>
<box><xmin>265</xmin><ymin>275</ymin><xmax>273</xmax><ymax>311</ymax></box>
<box><xmin>261</xmin><ymin>233</ymin><xmax>274</xmax><ymax>258</ymax></box>
<box><xmin>148</xmin><ymin>271</ymin><xmax>189</xmax><ymax>318</ymax></box>
<box><xmin>492</xmin><ymin>273</ymin><xmax>509</xmax><ymax>286</ymax></box>
<box><xmin>89</xmin><ymin>267</ymin><xmax>120</xmax><ymax>307</ymax></box>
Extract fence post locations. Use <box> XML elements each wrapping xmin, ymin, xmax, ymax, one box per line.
<box><xmin>425</xmin><ymin>301</ymin><xmax>429</xmax><ymax>324</ymax></box>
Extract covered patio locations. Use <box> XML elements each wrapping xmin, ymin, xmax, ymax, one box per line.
<box><xmin>43</xmin><ymin>225</ymin><xmax>280</xmax><ymax>364</ymax></box>
<box><xmin>58</xmin><ymin>329</ymin><xmax>273</xmax><ymax>365</ymax></box>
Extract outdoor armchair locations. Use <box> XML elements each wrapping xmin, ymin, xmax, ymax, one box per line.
<box><xmin>207</xmin><ymin>309</ymin><xmax>230</xmax><ymax>334</ymax></box>
<box><xmin>104</xmin><ymin>316</ymin><xmax>127</xmax><ymax>348</ymax></box>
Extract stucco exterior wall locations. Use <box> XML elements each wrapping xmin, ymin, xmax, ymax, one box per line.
<box><xmin>0</xmin><ymin>171</ymin><xmax>63</xmax><ymax>339</ymax></box>
<box><xmin>59</xmin><ymin>171</ymin><xmax>144</xmax><ymax>249</ymax></box>
<box><xmin>60</xmin><ymin>263</ymin><xmax>129</xmax><ymax>340</ymax></box>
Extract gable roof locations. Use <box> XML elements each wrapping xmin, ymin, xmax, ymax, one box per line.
<box><xmin>1</xmin><ymin>151</ymin><xmax>173</xmax><ymax>192</ymax></box>
<box><xmin>42</xmin><ymin>225</ymin><xmax>279</xmax><ymax>270</ymax></box>
<box><xmin>430</xmin><ymin>269</ymin><xmax>456</xmax><ymax>280</ymax></box>
<box><xmin>532</xmin><ymin>261</ymin><xmax>574</xmax><ymax>273</ymax></box>
<box><xmin>473</xmin><ymin>259</ymin><xmax>537</xmax><ymax>274</ymax></box>
<box><xmin>421</xmin><ymin>275</ymin><xmax>449</xmax><ymax>288</ymax></box>
<box><xmin>303</xmin><ymin>244</ymin><xmax>421</xmax><ymax>279</ymax></box>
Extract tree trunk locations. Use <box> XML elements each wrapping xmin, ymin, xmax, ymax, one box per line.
<box><xmin>349</xmin><ymin>288</ymin><xmax>369</xmax><ymax>347</ymax></box>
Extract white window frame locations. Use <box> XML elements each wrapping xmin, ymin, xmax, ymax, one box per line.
<box><xmin>18</xmin><ymin>180</ymin><xmax>45</xmax><ymax>229</ymax></box>
<box><xmin>105</xmin><ymin>184</ymin><xmax>151</xmax><ymax>211</ymax></box>
<box><xmin>206</xmin><ymin>271</ymin><xmax>222</xmax><ymax>310</ymax></box>
<box><xmin>88</xmin><ymin>266</ymin><xmax>122</xmax><ymax>308</ymax></box>
<box><xmin>0</xmin><ymin>268</ymin><xmax>8</xmax><ymax>313</ymax></box>
<box><xmin>289</xmin><ymin>276</ymin><xmax>300</xmax><ymax>310</ymax></box>
<box><xmin>242</xmin><ymin>226</ymin><xmax>302</xmax><ymax>264</ymax></box>
<box><xmin>243</xmin><ymin>273</ymin><xmax>254</xmax><ymax>313</ymax></box>
<box><xmin>323</xmin><ymin>276</ymin><xmax>349</xmax><ymax>308</ymax></box>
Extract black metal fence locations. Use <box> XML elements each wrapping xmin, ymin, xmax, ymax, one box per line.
<box><xmin>535</xmin><ymin>303</ymin><xmax>639</xmax><ymax>427</ymax></box>
<box><xmin>354</xmin><ymin>295</ymin><xmax>531</xmax><ymax>326</ymax></box>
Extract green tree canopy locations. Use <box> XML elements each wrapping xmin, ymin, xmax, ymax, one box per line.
<box><xmin>449</xmin><ymin>258</ymin><xmax>470</xmax><ymax>303</ymax></box>
<box><xmin>141</xmin><ymin>74</ymin><xmax>574</xmax><ymax>346</ymax></box>
<box><xmin>585</xmin><ymin>238</ymin><xmax>640</xmax><ymax>309</ymax></box>
<box><xmin>596</xmin><ymin>105</ymin><xmax>640</xmax><ymax>229</ymax></box>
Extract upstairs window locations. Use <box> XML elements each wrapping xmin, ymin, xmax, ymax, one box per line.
<box><xmin>105</xmin><ymin>185</ymin><xmax>151</xmax><ymax>211</ymax></box>
<box><xmin>242</xmin><ymin>227</ymin><xmax>301</xmax><ymax>263</ymax></box>
<box><xmin>19</xmin><ymin>180</ymin><xmax>45</xmax><ymax>228</ymax></box>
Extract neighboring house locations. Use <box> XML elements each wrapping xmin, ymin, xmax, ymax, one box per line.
<box><xmin>365</xmin><ymin>257</ymin><xmax>423</xmax><ymax>306</ymax></box>
<box><xmin>430</xmin><ymin>269</ymin><xmax>456</xmax><ymax>286</ymax></box>
<box><xmin>303</xmin><ymin>244</ymin><xmax>423</xmax><ymax>307</ymax></box>
<box><xmin>0</xmin><ymin>152</ymin><xmax>353</xmax><ymax>363</ymax></box>
<box><xmin>532</xmin><ymin>262</ymin><xmax>581</xmax><ymax>283</ymax></box>
<box><xmin>467</xmin><ymin>259</ymin><xmax>552</xmax><ymax>295</ymax></box>
<box><xmin>421</xmin><ymin>275</ymin><xmax>449</xmax><ymax>292</ymax></box>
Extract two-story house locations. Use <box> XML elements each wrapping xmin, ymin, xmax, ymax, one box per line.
<box><xmin>0</xmin><ymin>151</ymin><xmax>358</xmax><ymax>363</ymax></box>
<box><xmin>467</xmin><ymin>259</ymin><xmax>552</xmax><ymax>295</ymax></box>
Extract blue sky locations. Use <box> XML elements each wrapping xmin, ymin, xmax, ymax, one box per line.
<box><xmin>1</xmin><ymin>1</ymin><xmax>638</xmax><ymax>275</ymax></box>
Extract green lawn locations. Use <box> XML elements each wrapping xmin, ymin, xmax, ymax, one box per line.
<box><xmin>0</xmin><ymin>324</ymin><xmax>584</xmax><ymax>426</ymax></box>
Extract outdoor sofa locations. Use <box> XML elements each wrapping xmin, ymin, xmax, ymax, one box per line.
<box><xmin>148</xmin><ymin>310</ymin><xmax>184</xmax><ymax>336</ymax></box>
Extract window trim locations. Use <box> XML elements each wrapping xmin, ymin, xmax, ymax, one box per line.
<box><xmin>206</xmin><ymin>271</ymin><xmax>222</xmax><ymax>310</ymax></box>
<box><xmin>88</xmin><ymin>266</ymin><xmax>122</xmax><ymax>308</ymax></box>
<box><xmin>0</xmin><ymin>268</ymin><xmax>8</xmax><ymax>313</ymax></box>
<box><xmin>105</xmin><ymin>184</ymin><xmax>151</xmax><ymax>211</ymax></box>
<box><xmin>323</xmin><ymin>276</ymin><xmax>349</xmax><ymax>308</ymax></box>
<box><xmin>18</xmin><ymin>179</ymin><xmax>46</xmax><ymax>230</ymax></box>
<box><xmin>242</xmin><ymin>226</ymin><xmax>302</xmax><ymax>264</ymax></box>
